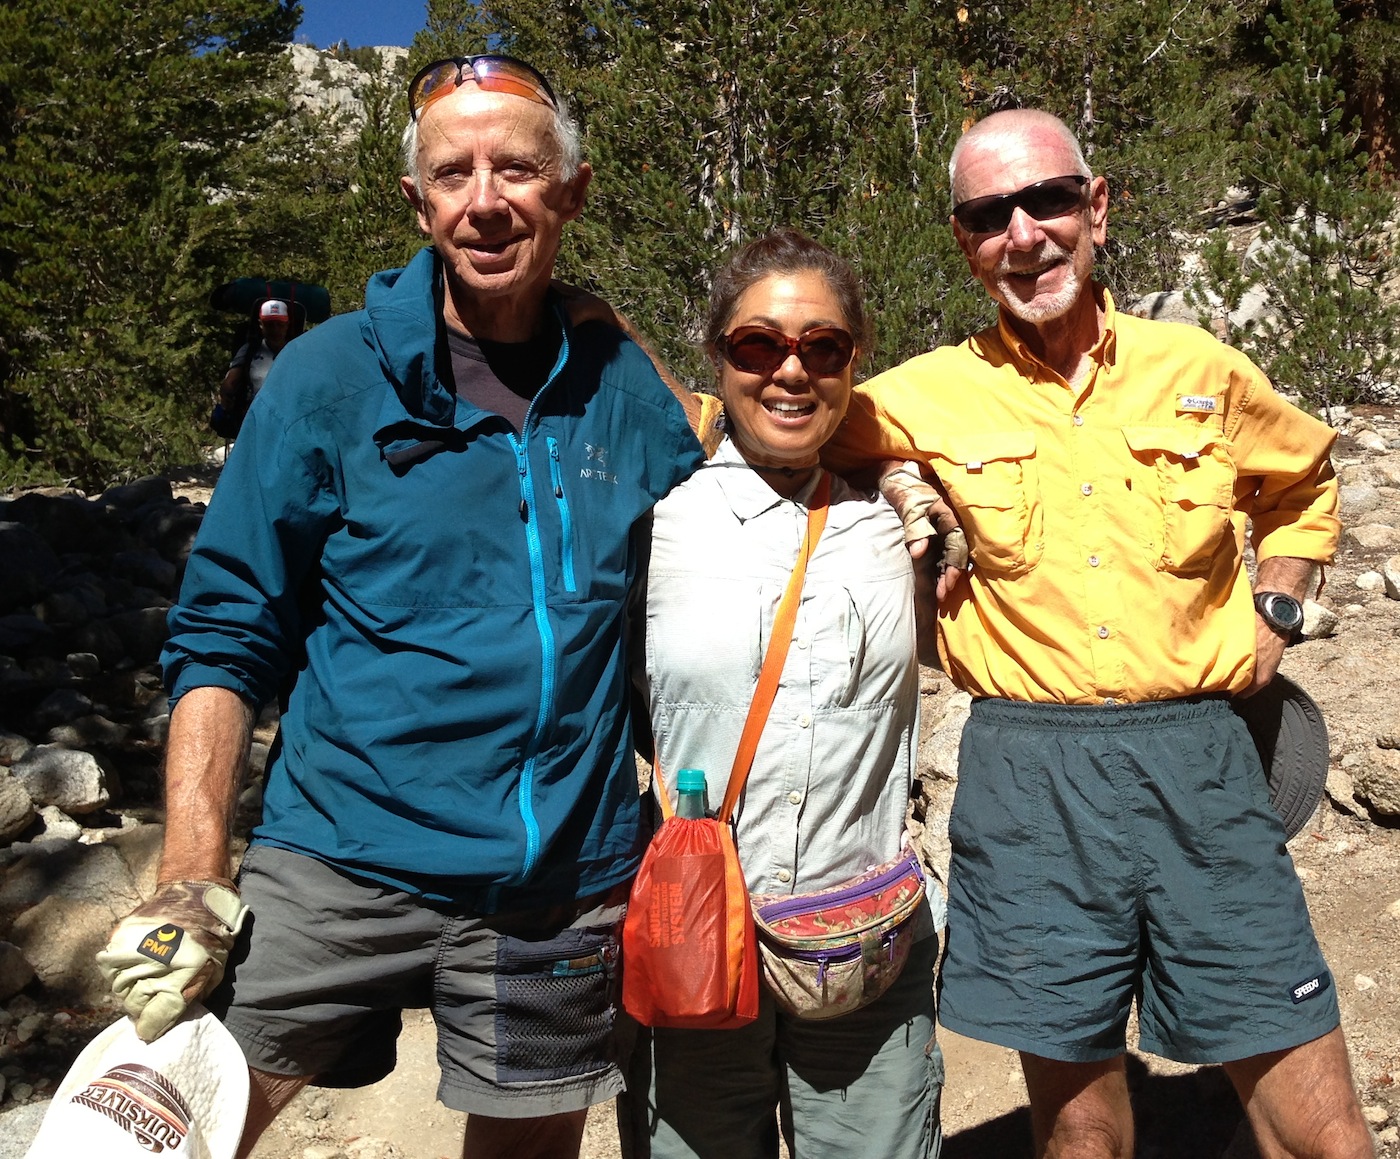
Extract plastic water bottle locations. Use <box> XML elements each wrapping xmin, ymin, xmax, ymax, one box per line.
<box><xmin>676</xmin><ymin>768</ymin><xmax>708</xmax><ymax>819</ymax></box>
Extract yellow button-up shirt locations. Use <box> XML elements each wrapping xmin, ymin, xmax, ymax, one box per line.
<box><xmin>826</xmin><ymin>287</ymin><xmax>1340</xmax><ymax>704</ymax></box>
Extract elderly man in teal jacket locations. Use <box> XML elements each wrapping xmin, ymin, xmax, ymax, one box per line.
<box><xmin>98</xmin><ymin>55</ymin><xmax>703</xmax><ymax>1159</ymax></box>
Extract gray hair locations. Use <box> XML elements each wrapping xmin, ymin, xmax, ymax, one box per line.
<box><xmin>948</xmin><ymin>110</ymin><xmax>1091</xmax><ymax>208</ymax></box>
<box><xmin>400</xmin><ymin>95</ymin><xmax>583</xmax><ymax>196</ymax></box>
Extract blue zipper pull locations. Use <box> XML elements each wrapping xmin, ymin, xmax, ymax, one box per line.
<box><xmin>817</xmin><ymin>955</ymin><xmax>830</xmax><ymax>986</ymax></box>
<box><xmin>549</xmin><ymin>441</ymin><xmax>564</xmax><ymax>497</ymax></box>
<box><xmin>515</xmin><ymin>442</ymin><xmax>530</xmax><ymax>520</ymax></box>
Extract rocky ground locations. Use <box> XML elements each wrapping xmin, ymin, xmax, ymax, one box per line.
<box><xmin>0</xmin><ymin>408</ymin><xmax>1398</xmax><ymax>1159</ymax></box>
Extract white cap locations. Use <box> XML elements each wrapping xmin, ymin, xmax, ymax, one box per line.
<box><xmin>23</xmin><ymin>1005</ymin><xmax>248</xmax><ymax>1159</ymax></box>
<box><xmin>259</xmin><ymin>299</ymin><xmax>290</xmax><ymax>321</ymax></box>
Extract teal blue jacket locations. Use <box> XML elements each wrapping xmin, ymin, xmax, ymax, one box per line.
<box><xmin>164</xmin><ymin>248</ymin><xmax>704</xmax><ymax>908</ymax></box>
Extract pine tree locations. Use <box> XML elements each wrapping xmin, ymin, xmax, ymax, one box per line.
<box><xmin>0</xmin><ymin>0</ymin><xmax>299</xmax><ymax>488</ymax></box>
<box><xmin>323</xmin><ymin>51</ymin><xmax>423</xmax><ymax>312</ymax></box>
<box><xmin>951</xmin><ymin>0</ymin><xmax>1250</xmax><ymax>300</ymax></box>
<box><xmin>1241</xmin><ymin>0</ymin><xmax>1398</xmax><ymax>412</ymax></box>
<box><xmin>1338</xmin><ymin>0</ymin><xmax>1400</xmax><ymax>172</ymax></box>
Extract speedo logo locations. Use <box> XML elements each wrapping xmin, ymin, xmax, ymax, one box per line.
<box><xmin>1290</xmin><ymin>972</ymin><xmax>1331</xmax><ymax>1004</ymax></box>
<box><xmin>72</xmin><ymin>1062</ymin><xmax>192</xmax><ymax>1152</ymax></box>
<box><xmin>137</xmin><ymin>923</ymin><xmax>183</xmax><ymax>963</ymax></box>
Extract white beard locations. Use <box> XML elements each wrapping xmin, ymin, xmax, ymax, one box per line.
<box><xmin>993</xmin><ymin>235</ymin><xmax>1090</xmax><ymax>326</ymax></box>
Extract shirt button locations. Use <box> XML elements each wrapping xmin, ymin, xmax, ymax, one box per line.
<box><xmin>795</xmin><ymin>637</ymin><xmax>808</xmax><ymax>649</ymax></box>
<box><xmin>1088</xmin><ymin>555</ymin><xmax>1100</xmax><ymax>567</ymax></box>
<box><xmin>1073</xmin><ymin>414</ymin><xmax>1084</xmax><ymax>426</ymax></box>
<box><xmin>1098</xmin><ymin>625</ymin><xmax>1111</xmax><ymax>639</ymax></box>
<box><xmin>788</xmin><ymin>791</ymin><xmax>803</xmax><ymax>805</ymax></box>
<box><xmin>777</xmin><ymin>869</ymin><xmax>792</xmax><ymax>883</ymax></box>
<box><xmin>1081</xmin><ymin>483</ymin><xmax>1093</xmax><ymax>496</ymax></box>
<box><xmin>797</xmin><ymin>714</ymin><xmax>811</xmax><ymax>728</ymax></box>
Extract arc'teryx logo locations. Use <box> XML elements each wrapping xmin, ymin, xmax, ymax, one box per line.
<box><xmin>581</xmin><ymin>442</ymin><xmax>617</xmax><ymax>485</ymax></box>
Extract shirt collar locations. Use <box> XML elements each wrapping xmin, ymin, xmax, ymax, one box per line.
<box><xmin>991</xmin><ymin>282</ymin><xmax>1119</xmax><ymax>376</ymax></box>
<box><xmin>709</xmin><ymin>437</ymin><xmax>823</xmax><ymax>522</ymax></box>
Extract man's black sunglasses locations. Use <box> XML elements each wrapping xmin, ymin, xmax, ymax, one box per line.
<box><xmin>952</xmin><ymin>174</ymin><xmax>1090</xmax><ymax>235</ymax></box>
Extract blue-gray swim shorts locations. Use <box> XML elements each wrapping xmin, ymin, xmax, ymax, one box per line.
<box><xmin>939</xmin><ymin>695</ymin><xmax>1338</xmax><ymax>1065</ymax></box>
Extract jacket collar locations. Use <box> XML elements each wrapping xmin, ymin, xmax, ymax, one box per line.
<box><xmin>368</xmin><ymin>248</ymin><xmax>571</xmax><ymax>461</ymax></box>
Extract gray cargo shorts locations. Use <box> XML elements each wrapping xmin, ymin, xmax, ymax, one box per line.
<box><xmin>208</xmin><ymin>844</ymin><xmax>628</xmax><ymax>1117</ymax></box>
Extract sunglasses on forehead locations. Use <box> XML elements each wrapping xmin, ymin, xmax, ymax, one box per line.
<box><xmin>717</xmin><ymin>326</ymin><xmax>856</xmax><ymax>376</ymax></box>
<box><xmin>408</xmin><ymin>55</ymin><xmax>557</xmax><ymax>121</ymax></box>
<box><xmin>952</xmin><ymin>174</ymin><xmax>1090</xmax><ymax>235</ymax></box>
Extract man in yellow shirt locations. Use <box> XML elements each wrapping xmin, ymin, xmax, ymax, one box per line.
<box><xmin>829</xmin><ymin>110</ymin><xmax>1371</xmax><ymax>1159</ymax></box>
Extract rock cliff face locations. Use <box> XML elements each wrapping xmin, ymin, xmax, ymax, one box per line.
<box><xmin>286</xmin><ymin>44</ymin><xmax>409</xmax><ymax>138</ymax></box>
<box><xmin>0</xmin><ymin>477</ymin><xmax>202</xmax><ymax>1014</ymax></box>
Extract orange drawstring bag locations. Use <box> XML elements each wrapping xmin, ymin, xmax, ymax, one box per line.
<box><xmin>621</xmin><ymin>476</ymin><xmax>830</xmax><ymax>1029</ymax></box>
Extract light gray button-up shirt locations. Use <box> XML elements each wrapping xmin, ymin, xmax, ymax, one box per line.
<box><xmin>637</xmin><ymin>439</ymin><xmax>944</xmax><ymax>928</ymax></box>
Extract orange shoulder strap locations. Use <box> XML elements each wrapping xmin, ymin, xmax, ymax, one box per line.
<box><xmin>654</xmin><ymin>472</ymin><xmax>831</xmax><ymax>823</ymax></box>
<box><xmin>716</xmin><ymin>473</ymin><xmax>829</xmax><ymax>821</ymax></box>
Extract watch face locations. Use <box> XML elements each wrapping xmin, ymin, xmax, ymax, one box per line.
<box><xmin>1261</xmin><ymin>593</ymin><xmax>1304</xmax><ymax>631</ymax></box>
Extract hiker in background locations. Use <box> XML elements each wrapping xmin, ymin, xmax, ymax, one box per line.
<box><xmin>622</xmin><ymin>229</ymin><xmax>944</xmax><ymax>1159</ymax></box>
<box><xmin>211</xmin><ymin>298</ymin><xmax>296</xmax><ymax>439</ymax></box>
<box><xmin>826</xmin><ymin>108</ymin><xmax>1371</xmax><ymax>1159</ymax></box>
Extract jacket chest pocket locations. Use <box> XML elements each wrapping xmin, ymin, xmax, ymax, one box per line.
<box><xmin>1121</xmin><ymin>426</ymin><xmax>1236</xmax><ymax>575</ymax></box>
<box><xmin>933</xmin><ymin>432</ymin><xmax>1042</xmax><ymax>578</ymax></box>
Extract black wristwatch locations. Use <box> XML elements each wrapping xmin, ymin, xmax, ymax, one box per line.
<box><xmin>1253</xmin><ymin>590</ymin><xmax>1304</xmax><ymax>635</ymax></box>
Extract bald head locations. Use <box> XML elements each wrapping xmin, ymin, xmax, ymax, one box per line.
<box><xmin>949</xmin><ymin>111</ymin><xmax>1090</xmax><ymax>207</ymax></box>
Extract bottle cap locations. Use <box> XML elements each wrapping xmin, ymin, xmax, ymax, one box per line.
<box><xmin>676</xmin><ymin>768</ymin><xmax>706</xmax><ymax>793</ymax></box>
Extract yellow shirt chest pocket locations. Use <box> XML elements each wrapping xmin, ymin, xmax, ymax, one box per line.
<box><xmin>1120</xmin><ymin>425</ymin><xmax>1237</xmax><ymax>575</ymax></box>
<box><xmin>933</xmin><ymin>431</ymin><xmax>1043</xmax><ymax>577</ymax></box>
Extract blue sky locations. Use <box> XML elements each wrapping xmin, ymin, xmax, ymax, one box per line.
<box><xmin>295</xmin><ymin>0</ymin><xmax>430</xmax><ymax>49</ymax></box>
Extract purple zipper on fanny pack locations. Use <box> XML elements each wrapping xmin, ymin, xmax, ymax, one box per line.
<box><xmin>778</xmin><ymin>930</ymin><xmax>903</xmax><ymax>984</ymax></box>
<box><xmin>755</xmin><ymin>854</ymin><xmax>923</xmax><ymax>924</ymax></box>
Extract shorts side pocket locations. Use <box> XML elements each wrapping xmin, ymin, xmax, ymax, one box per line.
<box><xmin>494</xmin><ymin>925</ymin><xmax>620</xmax><ymax>1084</ymax></box>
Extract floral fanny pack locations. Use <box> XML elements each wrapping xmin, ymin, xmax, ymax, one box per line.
<box><xmin>750</xmin><ymin>846</ymin><xmax>926</xmax><ymax>1021</ymax></box>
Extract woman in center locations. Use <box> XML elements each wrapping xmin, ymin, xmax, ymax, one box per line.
<box><xmin>625</xmin><ymin>229</ymin><xmax>944</xmax><ymax>1159</ymax></box>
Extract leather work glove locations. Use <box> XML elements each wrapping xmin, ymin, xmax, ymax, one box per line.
<box><xmin>878</xmin><ymin>461</ymin><xmax>971</xmax><ymax>593</ymax></box>
<box><xmin>97</xmin><ymin>879</ymin><xmax>249</xmax><ymax>1042</ymax></box>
